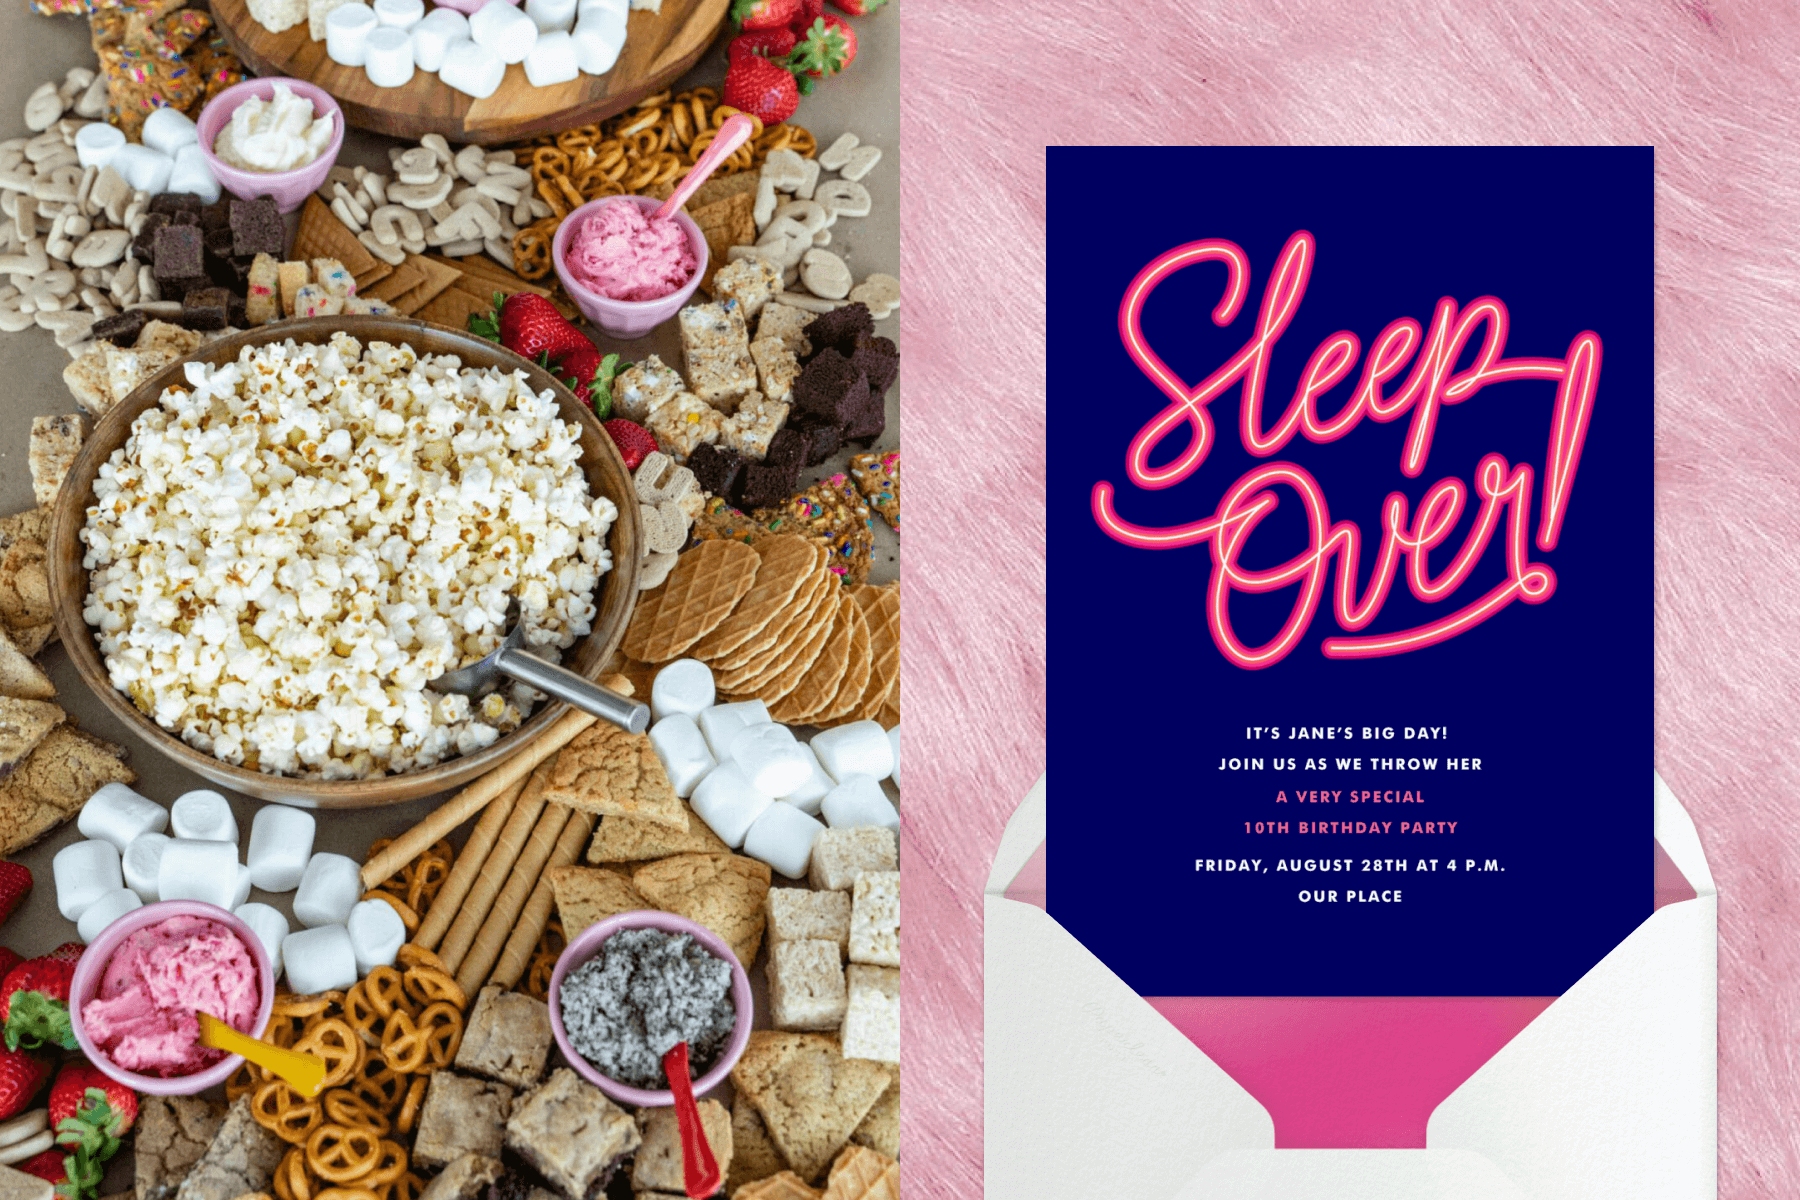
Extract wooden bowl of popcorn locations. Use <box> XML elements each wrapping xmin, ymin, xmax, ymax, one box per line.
<box><xmin>46</xmin><ymin>317</ymin><xmax>643</xmax><ymax>808</ymax></box>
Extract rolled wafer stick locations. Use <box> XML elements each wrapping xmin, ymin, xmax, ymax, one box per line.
<box><xmin>438</xmin><ymin>760</ymin><xmax>555</xmax><ymax>973</ymax></box>
<box><xmin>456</xmin><ymin>802</ymin><xmax>577</xmax><ymax>997</ymax></box>
<box><xmin>361</xmin><ymin>709</ymin><xmax>598</xmax><ymax>889</ymax></box>
<box><xmin>489</xmin><ymin>810</ymin><xmax>593</xmax><ymax>989</ymax></box>
<box><xmin>415</xmin><ymin>774</ymin><xmax>530</xmax><ymax>952</ymax></box>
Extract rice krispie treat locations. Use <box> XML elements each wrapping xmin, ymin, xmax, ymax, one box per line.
<box><xmin>750</xmin><ymin>338</ymin><xmax>800</xmax><ymax>404</ymax></box>
<box><xmin>614</xmin><ymin>355</ymin><xmax>685</xmax><ymax>425</ymax></box>
<box><xmin>720</xmin><ymin>393</ymin><xmax>790</xmax><ymax>461</ymax></box>
<box><xmin>755</xmin><ymin>302</ymin><xmax>813</xmax><ymax>356</ymax></box>
<box><xmin>645</xmin><ymin>391</ymin><xmax>727</xmax><ymax>462</ymax></box>
<box><xmin>711</xmin><ymin>258</ymin><xmax>782</xmax><ymax>324</ymax></box>
<box><xmin>678</xmin><ymin>300</ymin><xmax>758</xmax><ymax>410</ymax></box>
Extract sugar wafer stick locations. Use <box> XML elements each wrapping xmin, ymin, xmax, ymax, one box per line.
<box><xmin>415</xmin><ymin>774</ymin><xmax>529</xmax><ymax>952</ymax></box>
<box><xmin>360</xmin><ymin>709</ymin><xmax>597</xmax><ymax>890</ymax></box>
<box><xmin>456</xmin><ymin>803</ymin><xmax>577</xmax><ymax>996</ymax></box>
<box><xmin>488</xmin><ymin>810</ymin><xmax>594</xmax><ymax>989</ymax></box>
<box><xmin>439</xmin><ymin>760</ymin><xmax>555</xmax><ymax>972</ymax></box>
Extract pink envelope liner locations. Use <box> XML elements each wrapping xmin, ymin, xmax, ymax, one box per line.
<box><xmin>1004</xmin><ymin>835</ymin><xmax>1695</xmax><ymax>1148</ymax></box>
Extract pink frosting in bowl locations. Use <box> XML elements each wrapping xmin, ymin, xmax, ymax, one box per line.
<box><xmin>563</xmin><ymin>199</ymin><xmax>698</xmax><ymax>302</ymax></box>
<box><xmin>70</xmin><ymin>901</ymin><xmax>274</xmax><ymax>1096</ymax></box>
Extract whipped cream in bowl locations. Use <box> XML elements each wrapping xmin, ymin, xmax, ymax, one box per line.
<box><xmin>212</xmin><ymin>81</ymin><xmax>335</xmax><ymax>173</ymax></box>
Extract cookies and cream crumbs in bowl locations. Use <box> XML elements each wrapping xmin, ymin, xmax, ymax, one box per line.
<box><xmin>49</xmin><ymin>318</ymin><xmax>644</xmax><ymax>807</ymax></box>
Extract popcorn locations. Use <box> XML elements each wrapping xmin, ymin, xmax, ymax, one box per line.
<box><xmin>81</xmin><ymin>334</ymin><xmax>618</xmax><ymax>780</ymax></box>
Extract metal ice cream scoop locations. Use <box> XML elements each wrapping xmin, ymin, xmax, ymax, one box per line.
<box><xmin>428</xmin><ymin>600</ymin><xmax>649</xmax><ymax>734</ymax></box>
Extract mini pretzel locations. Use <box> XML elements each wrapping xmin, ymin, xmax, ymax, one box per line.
<box><xmin>405</xmin><ymin>858</ymin><xmax>448</xmax><ymax>913</ymax></box>
<box><xmin>273</xmin><ymin>995</ymin><xmax>336</xmax><ymax>1020</ymax></box>
<box><xmin>359</xmin><ymin>1141</ymin><xmax>408</xmax><ymax>1188</ymax></box>
<box><xmin>228</xmin><ymin>1059</ymin><xmax>260</xmax><ymax>1102</ymax></box>
<box><xmin>278</xmin><ymin>1149</ymin><xmax>314</xmax><ymax>1200</ymax></box>
<box><xmin>343</xmin><ymin>984</ymin><xmax>383</xmax><ymax>1047</ymax></box>
<box><xmin>307</xmin><ymin>1124</ymin><xmax>381</xmax><ymax>1184</ymax></box>
<box><xmin>364</xmin><ymin>892</ymin><xmax>419</xmax><ymax>936</ymax></box>
<box><xmin>377</xmin><ymin>1011</ymin><xmax>427</xmax><ymax>1075</ymax></box>
<box><xmin>322</xmin><ymin>1090</ymin><xmax>391</xmax><ymax>1137</ymax></box>
<box><xmin>395</xmin><ymin>1078</ymin><xmax>426</xmax><ymax>1137</ymax></box>
<box><xmin>297</xmin><ymin>1019</ymin><xmax>365</xmax><ymax>1090</ymax></box>
<box><xmin>425</xmin><ymin>839</ymin><xmax>454</xmax><ymax>864</ymax></box>
<box><xmin>350</xmin><ymin>1057</ymin><xmax>405</xmax><ymax>1115</ymax></box>
<box><xmin>254</xmin><ymin>1080</ymin><xmax>325</xmax><ymax>1146</ymax></box>
<box><xmin>362</xmin><ymin>967</ymin><xmax>410</xmax><ymax>1020</ymax></box>
<box><xmin>524</xmin><ymin>954</ymin><xmax>554</xmax><ymax>1002</ymax></box>
<box><xmin>395</xmin><ymin>945</ymin><xmax>447</xmax><ymax>975</ymax></box>
<box><xmin>374</xmin><ymin>1173</ymin><xmax>425</xmax><ymax>1200</ymax></box>
<box><xmin>402</xmin><ymin>966</ymin><xmax>466</xmax><ymax>1011</ymax></box>
<box><xmin>415</xmin><ymin>1002</ymin><xmax>464</xmax><ymax>1071</ymax></box>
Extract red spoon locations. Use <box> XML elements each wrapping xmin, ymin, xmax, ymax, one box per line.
<box><xmin>662</xmin><ymin>1042</ymin><xmax>720</xmax><ymax>1199</ymax></box>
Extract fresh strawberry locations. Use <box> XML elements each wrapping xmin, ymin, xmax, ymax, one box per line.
<box><xmin>729</xmin><ymin>26</ymin><xmax>798</xmax><ymax>61</ymax></box>
<box><xmin>790</xmin><ymin>14</ymin><xmax>856</xmax><ymax>76</ymax></box>
<box><xmin>545</xmin><ymin>346</ymin><xmax>626</xmax><ymax>417</ymax></box>
<box><xmin>794</xmin><ymin>0</ymin><xmax>825</xmax><ymax>28</ymax></box>
<box><xmin>586</xmin><ymin>353</ymin><xmax>625</xmax><ymax>421</ymax></box>
<box><xmin>0</xmin><ymin>1046</ymin><xmax>51</xmax><ymax>1122</ymax></box>
<box><xmin>18</xmin><ymin>1143</ymin><xmax>104</xmax><ymax>1200</ymax></box>
<box><xmin>50</xmin><ymin>1061</ymin><xmax>136</xmax><ymax>1163</ymax></box>
<box><xmin>602</xmin><ymin>419</ymin><xmax>658</xmax><ymax>470</ymax></box>
<box><xmin>0</xmin><ymin>866</ymin><xmax>31</xmax><ymax>928</ymax></box>
<box><xmin>0</xmin><ymin>950</ymin><xmax>23</xmax><ymax>987</ymax></box>
<box><xmin>1</xmin><ymin>956</ymin><xmax>77</xmax><ymax>1051</ymax></box>
<box><xmin>827</xmin><ymin>0</ymin><xmax>883</xmax><ymax>15</ymax></box>
<box><xmin>731</xmin><ymin>0</ymin><xmax>798</xmax><ymax>30</ymax></box>
<box><xmin>470</xmin><ymin>293</ymin><xmax>588</xmax><ymax>361</ymax></box>
<box><xmin>722</xmin><ymin>51</ymin><xmax>806</xmax><ymax>125</ymax></box>
<box><xmin>44</xmin><ymin>944</ymin><xmax>83</xmax><ymax>965</ymax></box>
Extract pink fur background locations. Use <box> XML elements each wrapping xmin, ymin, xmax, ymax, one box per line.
<box><xmin>900</xmin><ymin>0</ymin><xmax>1785</xmax><ymax>1195</ymax></box>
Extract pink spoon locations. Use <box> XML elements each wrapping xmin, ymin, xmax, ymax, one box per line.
<box><xmin>651</xmin><ymin>113</ymin><xmax>756</xmax><ymax>223</ymax></box>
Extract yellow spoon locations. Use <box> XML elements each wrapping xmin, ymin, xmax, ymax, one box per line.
<box><xmin>197</xmin><ymin>1013</ymin><xmax>328</xmax><ymax>1098</ymax></box>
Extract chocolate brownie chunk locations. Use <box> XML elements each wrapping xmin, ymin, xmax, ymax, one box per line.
<box><xmin>801</xmin><ymin>302</ymin><xmax>873</xmax><ymax>357</ymax></box>
<box><xmin>181</xmin><ymin>287</ymin><xmax>230</xmax><ymax>331</ymax></box>
<box><xmin>132</xmin><ymin>212</ymin><xmax>170</xmax><ymax>262</ymax></box>
<box><xmin>227</xmin><ymin>294</ymin><xmax>248</xmax><ymax>328</ymax></box>
<box><xmin>792</xmin><ymin>349</ymin><xmax>870</xmax><ymax>428</ymax></box>
<box><xmin>841</xmin><ymin>387</ymin><xmax>886</xmax><ymax>445</ymax></box>
<box><xmin>91</xmin><ymin>309</ymin><xmax>150</xmax><ymax>347</ymax></box>
<box><xmin>149</xmin><ymin>193</ymin><xmax>201</xmax><ymax>218</ymax></box>
<box><xmin>850</xmin><ymin>346</ymin><xmax>897</xmax><ymax>401</ymax></box>
<box><xmin>687</xmin><ymin>443</ymin><xmax>744</xmax><ymax>502</ymax></box>
<box><xmin>229</xmin><ymin>195</ymin><xmax>284</xmax><ymax>258</ymax></box>
<box><xmin>738</xmin><ymin>456</ymin><xmax>802</xmax><ymax>511</ymax></box>
<box><xmin>162</xmin><ymin>276</ymin><xmax>210</xmax><ymax>301</ymax></box>
<box><xmin>199</xmin><ymin>198</ymin><xmax>232</xmax><ymax>233</ymax></box>
<box><xmin>202</xmin><ymin>227</ymin><xmax>239</xmax><ymax>288</ymax></box>
<box><xmin>763</xmin><ymin>428</ymin><xmax>810</xmax><ymax>477</ymax></box>
<box><xmin>855</xmin><ymin>334</ymin><xmax>898</xmax><ymax>359</ymax></box>
<box><xmin>152</xmin><ymin>224</ymin><xmax>203</xmax><ymax>282</ymax></box>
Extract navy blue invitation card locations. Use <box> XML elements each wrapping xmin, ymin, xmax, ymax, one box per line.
<box><xmin>1048</xmin><ymin>147</ymin><xmax>1651</xmax><ymax>996</ymax></box>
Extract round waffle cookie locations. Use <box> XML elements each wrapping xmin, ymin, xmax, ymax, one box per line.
<box><xmin>851</xmin><ymin>585</ymin><xmax>899</xmax><ymax>722</ymax></box>
<box><xmin>768</xmin><ymin>591</ymin><xmax>857</xmax><ymax>723</ymax></box>
<box><xmin>687</xmin><ymin>535</ymin><xmax>821</xmax><ymax>663</ymax></box>
<box><xmin>623</xmin><ymin>538</ymin><xmax>760</xmax><ymax>663</ymax></box>
<box><xmin>723</xmin><ymin>575</ymin><xmax>840</xmax><ymax>697</ymax></box>
<box><xmin>712</xmin><ymin>561</ymin><xmax>834</xmax><ymax>675</ymax></box>
<box><xmin>812</xmin><ymin>597</ymin><xmax>873</xmax><ymax>725</ymax></box>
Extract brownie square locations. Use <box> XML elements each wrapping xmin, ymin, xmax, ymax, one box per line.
<box><xmin>792</xmin><ymin>349</ymin><xmax>870</xmax><ymax>428</ymax></box>
<box><xmin>856</xmin><ymin>334</ymin><xmax>898</xmax><ymax>359</ymax></box>
<box><xmin>227</xmin><ymin>294</ymin><xmax>247</xmax><ymax>329</ymax></box>
<box><xmin>802</xmin><ymin>302</ymin><xmax>873</xmax><ymax>358</ymax></box>
<box><xmin>229</xmin><ymin>195</ymin><xmax>284</xmax><ymax>258</ymax></box>
<box><xmin>91</xmin><ymin>309</ymin><xmax>149</xmax><ymax>347</ymax></box>
<box><xmin>151</xmin><ymin>224</ymin><xmax>203</xmax><ymax>282</ymax></box>
<box><xmin>149</xmin><ymin>192</ymin><xmax>201</xmax><ymax>218</ymax></box>
<box><xmin>131</xmin><ymin>212</ymin><xmax>170</xmax><ymax>262</ymax></box>
<box><xmin>202</xmin><ymin>227</ymin><xmax>239</xmax><ymax>287</ymax></box>
<box><xmin>686</xmin><ymin>443</ymin><xmax>743</xmax><ymax>501</ymax></box>
<box><xmin>799</xmin><ymin>420</ymin><xmax>841</xmax><ymax>465</ymax></box>
<box><xmin>162</xmin><ymin>275</ymin><xmax>210</xmax><ymax>301</ymax></box>
<box><xmin>199</xmin><ymin>199</ymin><xmax>232</xmax><ymax>233</ymax></box>
<box><xmin>850</xmin><ymin>346</ymin><xmax>897</xmax><ymax>401</ymax></box>
<box><xmin>180</xmin><ymin>286</ymin><xmax>230</xmax><ymax>330</ymax></box>
<box><xmin>763</xmin><ymin>428</ymin><xmax>809</xmax><ymax>477</ymax></box>
<box><xmin>841</xmin><ymin>387</ymin><xmax>886</xmax><ymax>445</ymax></box>
<box><xmin>738</xmin><ymin>456</ymin><xmax>802</xmax><ymax>511</ymax></box>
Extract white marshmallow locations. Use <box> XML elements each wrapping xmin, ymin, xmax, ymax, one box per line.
<box><xmin>364</xmin><ymin>27</ymin><xmax>417</xmax><ymax>88</ymax></box>
<box><xmin>689</xmin><ymin>763</ymin><xmax>774</xmax><ymax>849</ymax></box>
<box><xmin>648</xmin><ymin>714</ymin><xmax>715</xmax><ymax>799</ymax></box>
<box><xmin>229</xmin><ymin>864</ymin><xmax>254</xmax><ymax>910</ymax></box>
<box><xmin>109</xmin><ymin>145</ymin><xmax>173</xmax><ymax>196</ymax></box>
<box><xmin>730</xmin><ymin>723</ymin><xmax>812</xmax><ymax>797</ymax></box>
<box><xmin>76</xmin><ymin>888</ymin><xmax>143</xmax><ymax>943</ymax></box>
<box><xmin>346</xmin><ymin>900</ymin><xmax>406</xmax><ymax>974</ymax></box>
<box><xmin>78</xmin><ymin>782</ymin><xmax>168</xmax><ymax>851</ymax></box>
<box><xmin>743</xmin><ymin>801</ymin><xmax>825</xmax><ymax>880</ymax></box>
<box><xmin>170</xmin><ymin>789</ymin><xmax>238</xmax><ymax>842</ymax></box>
<box><xmin>811</xmin><ymin>720</ymin><xmax>895</xmax><ymax>784</ymax></box>
<box><xmin>411</xmin><ymin>9</ymin><xmax>470</xmax><ymax>71</ymax></box>
<box><xmin>820</xmin><ymin>774</ymin><xmax>901</xmax><ymax>832</ymax></box>
<box><xmin>374</xmin><ymin>0</ymin><xmax>424</xmax><ymax>26</ymax></box>
<box><xmin>283</xmin><ymin>925</ymin><xmax>358</xmax><ymax>995</ymax></box>
<box><xmin>524</xmin><ymin>31</ymin><xmax>579</xmax><ymax>86</ymax></box>
<box><xmin>698</xmin><ymin>699</ymin><xmax>770</xmax><ymax>761</ymax></box>
<box><xmin>141</xmin><ymin>106</ymin><xmax>199</xmax><ymax>158</ymax></box>
<box><xmin>888</xmin><ymin>724</ymin><xmax>899</xmax><ymax>787</ymax></box>
<box><xmin>73</xmin><ymin>122</ymin><xmax>126</xmax><ymax>170</ymax></box>
<box><xmin>470</xmin><ymin>0</ymin><xmax>537</xmax><ymax>63</ymax></box>
<box><xmin>54</xmin><ymin>840</ymin><xmax>122</xmax><ymax>921</ymax></box>
<box><xmin>576</xmin><ymin>0</ymin><xmax>627</xmax><ymax>23</ymax></box>
<box><xmin>440</xmin><ymin>40</ymin><xmax>506</xmax><ymax>98</ymax></box>
<box><xmin>167</xmin><ymin>144</ymin><xmax>222</xmax><ymax>204</ymax></box>
<box><xmin>326</xmin><ymin>3</ymin><xmax>380</xmax><ymax>66</ymax></box>
<box><xmin>778</xmin><ymin>742</ymin><xmax>834</xmax><ymax>815</ymax></box>
<box><xmin>652</xmin><ymin>659</ymin><xmax>715</xmax><ymax>722</ymax></box>
<box><xmin>235</xmin><ymin>902</ymin><xmax>290</xmax><ymax>981</ymax></box>
<box><xmin>571</xmin><ymin>9</ymin><xmax>624</xmax><ymax>74</ymax></box>
<box><xmin>525</xmin><ymin>0</ymin><xmax>576</xmax><ymax>30</ymax></box>
<box><xmin>122</xmin><ymin>832</ymin><xmax>171</xmax><ymax>902</ymax></box>
<box><xmin>157</xmin><ymin>839</ymin><xmax>242</xmax><ymax>909</ymax></box>
<box><xmin>293</xmin><ymin>853</ymin><xmax>364</xmax><ymax>928</ymax></box>
<box><xmin>247</xmin><ymin>806</ymin><xmax>316</xmax><ymax>892</ymax></box>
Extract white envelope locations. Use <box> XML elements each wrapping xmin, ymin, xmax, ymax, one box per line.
<box><xmin>985</xmin><ymin>773</ymin><xmax>1716</xmax><ymax>1199</ymax></box>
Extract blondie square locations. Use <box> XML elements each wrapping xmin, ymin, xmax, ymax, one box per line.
<box><xmin>413</xmin><ymin>1073</ymin><xmax>514</xmax><ymax>1169</ymax></box>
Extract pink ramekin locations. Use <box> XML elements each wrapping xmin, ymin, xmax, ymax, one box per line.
<box><xmin>552</xmin><ymin>196</ymin><xmax>708</xmax><ymax>340</ymax></box>
<box><xmin>194</xmin><ymin>78</ymin><xmax>344</xmax><ymax>214</ymax></box>
<box><xmin>69</xmin><ymin>900</ymin><xmax>276</xmax><ymax>1097</ymax></box>
<box><xmin>548</xmin><ymin>910</ymin><xmax>753</xmax><ymax>1107</ymax></box>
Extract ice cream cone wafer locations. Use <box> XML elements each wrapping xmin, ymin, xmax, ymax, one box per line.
<box><xmin>713</xmin><ymin>563</ymin><xmax>832</xmax><ymax>673</ymax></box>
<box><xmin>852</xmin><ymin>587</ymin><xmax>899</xmax><ymax>722</ymax></box>
<box><xmin>813</xmin><ymin>599</ymin><xmax>872</xmax><ymax>726</ymax></box>
<box><xmin>821</xmin><ymin>1145</ymin><xmax>898</xmax><ymax>1200</ymax></box>
<box><xmin>721</xmin><ymin>578</ymin><xmax>839</xmax><ymax>696</ymax></box>
<box><xmin>689</xmin><ymin>536</ymin><xmax>819</xmax><ymax>662</ymax></box>
<box><xmin>627</xmin><ymin>539</ymin><xmax>760</xmax><ymax>663</ymax></box>
<box><xmin>768</xmin><ymin>593</ymin><xmax>856</xmax><ymax>723</ymax></box>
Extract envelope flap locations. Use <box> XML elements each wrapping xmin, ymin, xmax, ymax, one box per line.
<box><xmin>986</xmin><ymin>772</ymin><xmax>1045</xmax><ymax>895</ymax></box>
<box><xmin>1654</xmin><ymin>770</ymin><xmax>1715</xmax><ymax>897</ymax></box>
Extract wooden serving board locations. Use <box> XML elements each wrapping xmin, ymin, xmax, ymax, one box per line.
<box><xmin>209</xmin><ymin>0</ymin><xmax>730</xmax><ymax>145</ymax></box>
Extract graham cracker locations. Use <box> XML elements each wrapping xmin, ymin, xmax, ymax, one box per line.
<box><xmin>820</xmin><ymin>1146</ymin><xmax>898</xmax><ymax>1200</ymax></box>
<box><xmin>849</xmin><ymin>1071</ymin><xmax>897</xmax><ymax>1161</ymax></box>
<box><xmin>630</xmin><ymin>853</ymin><xmax>770</xmax><ymax>968</ymax></box>
<box><xmin>352</xmin><ymin>261</ymin><xmax>394</xmax><ymax>294</ymax></box>
<box><xmin>414</xmin><ymin>286</ymin><xmax>493</xmax><ymax>333</ymax></box>
<box><xmin>624</xmin><ymin>539</ymin><xmax>760</xmax><ymax>664</ymax></box>
<box><xmin>812</xmin><ymin>598</ymin><xmax>872</xmax><ymax>726</ymax></box>
<box><xmin>0</xmin><ymin>726</ymin><xmax>134</xmax><ymax>857</ymax></box>
<box><xmin>730</xmin><ymin>1033</ymin><xmax>891</xmax><ymax>1185</ymax></box>
<box><xmin>543</xmin><ymin>723</ymin><xmax>687</xmax><ymax>830</ymax></box>
<box><xmin>688</xmin><ymin>536</ymin><xmax>819</xmax><ymax>663</ymax></box>
<box><xmin>585</xmin><ymin>800</ymin><xmax>730</xmax><ymax>864</ymax></box>
<box><xmin>728</xmin><ymin>1095</ymin><xmax>792</xmax><ymax>1195</ymax></box>
<box><xmin>0</xmin><ymin>627</ymin><xmax>53</xmax><ymax>700</ymax></box>
<box><xmin>768</xmin><ymin>593</ymin><xmax>856</xmax><ymax>724</ymax></box>
<box><xmin>712</xmin><ymin>563</ymin><xmax>831</xmax><ymax>674</ymax></box>
<box><xmin>389</xmin><ymin>255</ymin><xmax>464</xmax><ymax>316</ymax></box>
<box><xmin>0</xmin><ymin>697</ymin><xmax>62</xmax><ymax>778</ymax></box>
<box><xmin>546</xmin><ymin>865</ymin><xmax>651</xmax><ymax>940</ymax></box>
<box><xmin>361</xmin><ymin>258</ymin><xmax>427</xmax><ymax>304</ymax></box>
<box><xmin>293</xmin><ymin>196</ymin><xmax>379</xmax><ymax>280</ymax></box>
<box><xmin>851</xmin><ymin>588</ymin><xmax>899</xmax><ymax>723</ymax></box>
<box><xmin>691</xmin><ymin>191</ymin><xmax>757</xmax><ymax>295</ymax></box>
